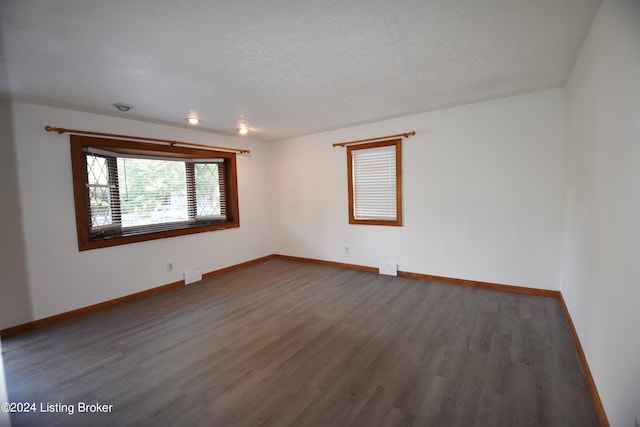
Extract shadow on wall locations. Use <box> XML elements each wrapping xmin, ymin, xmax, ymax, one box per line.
<box><xmin>0</xmin><ymin>341</ymin><xmax>9</xmax><ymax>427</ymax></box>
<box><xmin>0</xmin><ymin>20</ymin><xmax>34</xmax><ymax>331</ymax></box>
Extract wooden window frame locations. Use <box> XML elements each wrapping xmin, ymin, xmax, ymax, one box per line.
<box><xmin>347</xmin><ymin>139</ymin><xmax>403</xmax><ymax>226</ymax></box>
<box><xmin>70</xmin><ymin>135</ymin><xmax>240</xmax><ymax>251</ymax></box>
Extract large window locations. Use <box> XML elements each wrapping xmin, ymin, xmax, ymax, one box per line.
<box><xmin>347</xmin><ymin>139</ymin><xmax>402</xmax><ymax>226</ymax></box>
<box><xmin>71</xmin><ymin>135</ymin><xmax>239</xmax><ymax>250</ymax></box>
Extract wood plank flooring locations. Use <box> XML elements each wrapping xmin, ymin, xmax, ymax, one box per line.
<box><xmin>2</xmin><ymin>258</ymin><xmax>600</xmax><ymax>426</ymax></box>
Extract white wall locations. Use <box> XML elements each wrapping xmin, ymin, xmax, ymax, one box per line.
<box><xmin>0</xmin><ymin>100</ymin><xmax>32</xmax><ymax>329</ymax></box>
<box><xmin>271</xmin><ymin>89</ymin><xmax>565</xmax><ymax>290</ymax></box>
<box><xmin>562</xmin><ymin>0</ymin><xmax>640</xmax><ymax>425</ymax></box>
<box><xmin>5</xmin><ymin>102</ymin><xmax>272</xmax><ymax>326</ymax></box>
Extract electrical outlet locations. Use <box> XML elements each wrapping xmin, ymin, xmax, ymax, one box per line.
<box><xmin>167</xmin><ymin>262</ymin><xmax>174</xmax><ymax>272</ymax></box>
<box><xmin>344</xmin><ymin>246</ymin><xmax>349</xmax><ymax>254</ymax></box>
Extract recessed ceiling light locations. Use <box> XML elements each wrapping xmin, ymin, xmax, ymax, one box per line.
<box><xmin>186</xmin><ymin>117</ymin><xmax>200</xmax><ymax>125</ymax></box>
<box><xmin>237</xmin><ymin>121</ymin><xmax>250</xmax><ymax>135</ymax></box>
<box><xmin>113</xmin><ymin>103</ymin><xmax>132</xmax><ymax>112</ymax></box>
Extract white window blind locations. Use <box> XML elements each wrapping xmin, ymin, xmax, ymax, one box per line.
<box><xmin>352</xmin><ymin>145</ymin><xmax>397</xmax><ymax>220</ymax></box>
<box><xmin>84</xmin><ymin>149</ymin><xmax>226</xmax><ymax>236</ymax></box>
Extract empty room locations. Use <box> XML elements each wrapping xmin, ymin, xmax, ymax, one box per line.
<box><xmin>0</xmin><ymin>0</ymin><xmax>638</xmax><ymax>426</ymax></box>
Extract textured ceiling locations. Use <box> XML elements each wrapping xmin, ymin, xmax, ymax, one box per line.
<box><xmin>0</xmin><ymin>0</ymin><xmax>601</xmax><ymax>141</ymax></box>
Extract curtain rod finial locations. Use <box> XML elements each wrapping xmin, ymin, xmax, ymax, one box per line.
<box><xmin>45</xmin><ymin>125</ymin><xmax>66</xmax><ymax>134</ymax></box>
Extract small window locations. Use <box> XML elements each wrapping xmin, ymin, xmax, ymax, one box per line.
<box><xmin>347</xmin><ymin>139</ymin><xmax>402</xmax><ymax>226</ymax></box>
<box><xmin>71</xmin><ymin>135</ymin><xmax>239</xmax><ymax>250</ymax></box>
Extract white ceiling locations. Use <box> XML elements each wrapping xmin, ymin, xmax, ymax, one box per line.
<box><xmin>0</xmin><ymin>0</ymin><xmax>601</xmax><ymax>142</ymax></box>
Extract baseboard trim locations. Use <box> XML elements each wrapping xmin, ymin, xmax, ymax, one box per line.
<box><xmin>398</xmin><ymin>270</ymin><xmax>560</xmax><ymax>297</ymax></box>
<box><xmin>0</xmin><ymin>254</ymin><xmax>276</xmax><ymax>339</ymax></box>
<box><xmin>274</xmin><ymin>254</ymin><xmax>559</xmax><ymax>297</ymax></box>
<box><xmin>274</xmin><ymin>254</ymin><xmax>378</xmax><ymax>273</ymax></box>
<box><xmin>0</xmin><ymin>280</ymin><xmax>183</xmax><ymax>339</ymax></box>
<box><xmin>559</xmin><ymin>294</ymin><xmax>610</xmax><ymax>427</ymax></box>
<box><xmin>203</xmin><ymin>254</ymin><xmax>276</xmax><ymax>279</ymax></box>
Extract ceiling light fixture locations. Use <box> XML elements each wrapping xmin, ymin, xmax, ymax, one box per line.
<box><xmin>113</xmin><ymin>103</ymin><xmax>132</xmax><ymax>112</ymax></box>
<box><xmin>186</xmin><ymin>117</ymin><xmax>200</xmax><ymax>125</ymax></box>
<box><xmin>237</xmin><ymin>122</ymin><xmax>250</xmax><ymax>135</ymax></box>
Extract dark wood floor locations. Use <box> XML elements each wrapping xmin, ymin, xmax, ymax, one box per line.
<box><xmin>2</xmin><ymin>258</ymin><xmax>599</xmax><ymax>426</ymax></box>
